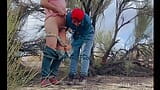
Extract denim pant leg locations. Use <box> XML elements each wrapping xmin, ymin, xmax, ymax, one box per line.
<box><xmin>50</xmin><ymin>59</ymin><xmax>62</xmax><ymax>77</ymax></box>
<box><xmin>41</xmin><ymin>46</ymin><xmax>57</xmax><ymax>78</ymax></box>
<box><xmin>80</xmin><ymin>40</ymin><xmax>93</xmax><ymax>76</ymax></box>
<box><xmin>69</xmin><ymin>40</ymin><xmax>82</xmax><ymax>76</ymax></box>
<box><xmin>41</xmin><ymin>56</ymin><xmax>52</xmax><ymax>78</ymax></box>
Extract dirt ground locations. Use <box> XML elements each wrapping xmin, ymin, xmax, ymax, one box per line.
<box><xmin>18</xmin><ymin>75</ymin><xmax>153</xmax><ymax>90</ymax></box>
<box><xmin>17</xmin><ymin>57</ymin><xmax>153</xmax><ymax>90</ymax></box>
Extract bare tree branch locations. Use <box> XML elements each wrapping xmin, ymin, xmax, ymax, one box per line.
<box><xmin>118</xmin><ymin>14</ymin><xmax>138</xmax><ymax>31</ymax></box>
<box><xmin>122</xmin><ymin>5</ymin><xmax>147</xmax><ymax>12</ymax></box>
<box><xmin>80</xmin><ymin>0</ymin><xmax>87</xmax><ymax>10</ymax></box>
<box><xmin>86</xmin><ymin>0</ymin><xmax>92</xmax><ymax>13</ymax></box>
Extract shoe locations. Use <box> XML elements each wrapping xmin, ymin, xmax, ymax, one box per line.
<box><xmin>41</xmin><ymin>78</ymin><xmax>51</xmax><ymax>87</ymax></box>
<box><xmin>67</xmin><ymin>75</ymin><xmax>78</xmax><ymax>85</ymax></box>
<box><xmin>49</xmin><ymin>76</ymin><xmax>60</xmax><ymax>85</ymax></box>
<box><xmin>67</xmin><ymin>77</ymin><xmax>75</xmax><ymax>85</ymax></box>
<box><xmin>78</xmin><ymin>76</ymin><xmax>87</xmax><ymax>85</ymax></box>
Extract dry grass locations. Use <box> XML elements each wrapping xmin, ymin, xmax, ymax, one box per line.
<box><xmin>7</xmin><ymin>2</ymin><xmax>39</xmax><ymax>90</ymax></box>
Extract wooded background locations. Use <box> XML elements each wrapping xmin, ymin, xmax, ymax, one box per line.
<box><xmin>7</xmin><ymin>0</ymin><xmax>153</xmax><ymax>89</ymax></box>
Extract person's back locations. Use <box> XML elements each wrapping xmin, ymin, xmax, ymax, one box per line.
<box><xmin>44</xmin><ymin>0</ymin><xmax>66</xmax><ymax>20</ymax></box>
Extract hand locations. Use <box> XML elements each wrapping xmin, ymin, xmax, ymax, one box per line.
<box><xmin>64</xmin><ymin>44</ymin><xmax>71</xmax><ymax>52</ymax></box>
<box><xmin>57</xmin><ymin>8</ymin><xmax>66</xmax><ymax>16</ymax></box>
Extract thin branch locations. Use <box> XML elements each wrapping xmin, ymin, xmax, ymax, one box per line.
<box><xmin>118</xmin><ymin>14</ymin><xmax>138</xmax><ymax>31</ymax></box>
<box><xmin>80</xmin><ymin>0</ymin><xmax>87</xmax><ymax>11</ymax></box>
<box><xmin>125</xmin><ymin>2</ymin><xmax>133</xmax><ymax>8</ymax></box>
<box><xmin>118</xmin><ymin>8</ymin><xmax>150</xmax><ymax>31</ymax></box>
<box><xmin>122</xmin><ymin>5</ymin><xmax>147</xmax><ymax>12</ymax></box>
<box><xmin>37</xmin><ymin>26</ymin><xmax>45</xmax><ymax>32</ymax></box>
<box><xmin>93</xmin><ymin>0</ymin><xmax>104</xmax><ymax>17</ymax></box>
<box><xmin>86</xmin><ymin>0</ymin><xmax>92</xmax><ymax>14</ymax></box>
<box><xmin>28</xmin><ymin>0</ymin><xmax>34</xmax><ymax>6</ymax></box>
<box><xmin>121</xmin><ymin>14</ymin><xmax>125</xmax><ymax>25</ymax></box>
<box><xmin>87</xmin><ymin>0</ymin><xmax>92</xmax><ymax>9</ymax></box>
<box><xmin>114</xmin><ymin>39</ymin><xmax>120</xmax><ymax>45</ymax></box>
<box><xmin>118</xmin><ymin>0</ymin><xmax>126</xmax><ymax>13</ymax></box>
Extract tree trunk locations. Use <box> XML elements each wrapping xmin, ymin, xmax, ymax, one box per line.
<box><xmin>89</xmin><ymin>43</ymin><xmax>97</xmax><ymax>76</ymax></box>
<box><xmin>87</xmin><ymin>11</ymin><xmax>97</xmax><ymax>76</ymax></box>
<box><xmin>102</xmin><ymin>40</ymin><xmax>119</xmax><ymax>64</ymax></box>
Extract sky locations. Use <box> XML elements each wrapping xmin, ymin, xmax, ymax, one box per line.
<box><xmin>95</xmin><ymin>0</ymin><xmax>139</xmax><ymax>49</ymax></box>
<box><xmin>18</xmin><ymin>0</ymin><xmax>153</xmax><ymax>50</ymax></box>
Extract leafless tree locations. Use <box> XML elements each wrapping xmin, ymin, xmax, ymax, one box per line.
<box><xmin>101</xmin><ymin>0</ymin><xmax>152</xmax><ymax>64</ymax></box>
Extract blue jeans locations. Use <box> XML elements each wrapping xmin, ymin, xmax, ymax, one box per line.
<box><xmin>69</xmin><ymin>36</ymin><xmax>94</xmax><ymax>77</ymax></box>
<box><xmin>41</xmin><ymin>46</ymin><xmax>62</xmax><ymax>78</ymax></box>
